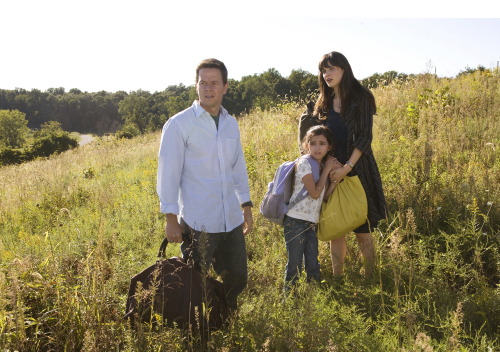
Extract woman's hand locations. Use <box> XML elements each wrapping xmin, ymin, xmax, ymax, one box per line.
<box><xmin>329</xmin><ymin>165</ymin><xmax>350</xmax><ymax>185</ymax></box>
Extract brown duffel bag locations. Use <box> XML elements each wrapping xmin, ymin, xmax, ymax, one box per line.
<box><xmin>124</xmin><ymin>238</ymin><xmax>229</xmax><ymax>330</ymax></box>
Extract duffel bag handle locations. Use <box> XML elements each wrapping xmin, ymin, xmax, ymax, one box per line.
<box><xmin>158</xmin><ymin>237</ymin><xmax>169</xmax><ymax>258</ymax></box>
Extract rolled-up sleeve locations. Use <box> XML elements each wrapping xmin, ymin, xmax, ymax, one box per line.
<box><xmin>231</xmin><ymin>131</ymin><xmax>251</xmax><ymax>205</ymax></box>
<box><xmin>352</xmin><ymin>99</ymin><xmax>373</xmax><ymax>155</ymax></box>
<box><xmin>157</xmin><ymin>118</ymin><xmax>185</xmax><ymax>214</ymax></box>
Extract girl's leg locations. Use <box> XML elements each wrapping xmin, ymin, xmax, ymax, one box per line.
<box><xmin>355</xmin><ymin>232</ymin><xmax>375</xmax><ymax>278</ymax></box>
<box><xmin>303</xmin><ymin>223</ymin><xmax>321</xmax><ymax>282</ymax></box>
<box><xmin>329</xmin><ymin>236</ymin><xmax>346</xmax><ymax>276</ymax></box>
<box><xmin>284</xmin><ymin>217</ymin><xmax>306</xmax><ymax>291</ymax></box>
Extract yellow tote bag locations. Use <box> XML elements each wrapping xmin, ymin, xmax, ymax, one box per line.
<box><xmin>317</xmin><ymin>175</ymin><xmax>368</xmax><ymax>241</ymax></box>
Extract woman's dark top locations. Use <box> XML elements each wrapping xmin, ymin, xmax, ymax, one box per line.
<box><xmin>298</xmin><ymin>98</ymin><xmax>388</xmax><ymax>230</ymax></box>
<box><xmin>326</xmin><ymin>104</ymin><xmax>348</xmax><ymax>164</ymax></box>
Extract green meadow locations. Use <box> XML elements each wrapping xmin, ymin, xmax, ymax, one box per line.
<box><xmin>1</xmin><ymin>70</ymin><xmax>500</xmax><ymax>351</ymax></box>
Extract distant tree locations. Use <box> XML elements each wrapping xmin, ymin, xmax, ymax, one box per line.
<box><xmin>261</xmin><ymin>68</ymin><xmax>282</xmax><ymax>89</ymax></box>
<box><xmin>46</xmin><ymin>87</ymin><xmax>65</xmax><ymax>96</ymax></box>
<box><xmin>118</xmin><ymin>94</ymin><xmax>151</xmax><ymax>132</ymax></box>
<box><xmin>34</xmin><ymin>121</ymin><xmax>63</xmax><ymax>138</ymax></box>
<box><xmin>458</xmin><ymin>65</ymin><xmax>486</xmax><ymax>76</ymax></box>
<box><xmin>0</xmin><ymin>109</ymin><xmax>29</xmax><ymax>148</ymax></box>
<box><xmin>165</xmin><ymin>96</ymin><xmax>189</xmax><ymax>117</ymax></box>
<box><xmin>131</xmin><ymin>89</ymin><xmax>151</xmax><ymax>97</ymax></box>
<box><xmin>115</xmin><ymin>123</ymin><xmax>141</xmax><ymax>139</ymax></box>
<box><xmin>274</xmin><ymin>77</ymin><xmax>294</xmax><ymax>100</ymax></box>
<box><xmin>223</xmin><ymin>79</ymin><xmax>247</xmax><ymax>116</ymax></box>
<box><xmin>287</xmin><ymin>69</ymin><xmax>318</xmax><ymax>101</ymax></box>
<box><xmin>361</xmin><ymin>71</ymin><xmax>414</xmax><ymax>89</ymax></box>
<box><xmin>113</xmin><ymin>90</ymin><xmax>129</xmax><ymax>104</ymax></box>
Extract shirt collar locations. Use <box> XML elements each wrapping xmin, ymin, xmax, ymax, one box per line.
<box><xmin>192</xmin><ymin>100</ymin><xmax>228</xmax><ymax>118</ymax></box>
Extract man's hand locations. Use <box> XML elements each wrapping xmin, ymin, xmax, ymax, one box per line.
<box><xmin>165</xmin><ymin>213</ymin><xmax>183</xmax><ymax>243</ymax></box>
<box><xmin>242</xmin><ymin>206</ymin><xmax>253</xmax><ymax>235</ymax></box>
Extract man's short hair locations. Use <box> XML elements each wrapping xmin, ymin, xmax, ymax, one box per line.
<box><xmin>196</xmin><ymin>59</ymin><xmax>228</xmax><ymax>85</ymax></box>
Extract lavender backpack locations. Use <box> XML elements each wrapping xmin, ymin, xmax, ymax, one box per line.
<box><xmin>260</xmin><ymin>154</ymin><xmax>320</xmax><ymax>225</ymax></box>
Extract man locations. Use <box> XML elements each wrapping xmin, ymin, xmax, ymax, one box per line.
<box><xmin>157</xmin><ymin>58</ymin><xmax>253</xmax><ymax>312</ymax></box>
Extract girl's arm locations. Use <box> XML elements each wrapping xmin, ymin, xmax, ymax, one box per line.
<box><xmin>301</xmin><ymin>157</ymin><xmax>336</xmax><ymax>200</ymax></box>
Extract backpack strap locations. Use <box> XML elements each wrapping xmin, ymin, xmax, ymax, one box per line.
<box><xmin>287</xmin><ymin>155</ymin><xmax>321</xmax><ymax>209</ymax></box>
<box><xmin>303</xmin><ymin>154</ymin><xmax>321</xmax><ymax>181</ymax></box>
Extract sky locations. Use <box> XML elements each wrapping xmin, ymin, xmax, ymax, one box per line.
<box><xmin>1</xmin><ymin>1</ymin><xmax>499</xmax><ymax>93</ymax></box>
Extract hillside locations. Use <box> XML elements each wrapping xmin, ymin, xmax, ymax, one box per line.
<box><xmin>1</xmin><ymin>70</ymin><xmax>500</xmax><ymax>351</ymax></box>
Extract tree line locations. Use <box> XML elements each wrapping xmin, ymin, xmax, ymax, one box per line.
<box><xmin>0</xmin><ymin>68</ymin><xmax>319</xmax><ymax>137</ymax></box>
<box><xmin>1</xmin><ymin>65</ymin><xmax>488</xmax><ymax>140</ymax></box>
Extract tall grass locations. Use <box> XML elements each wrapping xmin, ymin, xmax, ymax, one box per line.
<box><xmin>1</xmin><ymin>70</ymin><xmax>500</xmax><ymax>351</ymax></box>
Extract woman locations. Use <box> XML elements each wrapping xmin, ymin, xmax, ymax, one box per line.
<box><xmin>298</xmin><ymin>51</ymin><xmax>387</xmax><ymax>277</ymax></box>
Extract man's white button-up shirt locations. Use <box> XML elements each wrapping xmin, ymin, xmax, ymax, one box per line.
<box><xmin>157</xmin><ymin>101</ymin><xmax>250</xmax><ymax>233</ymax></box>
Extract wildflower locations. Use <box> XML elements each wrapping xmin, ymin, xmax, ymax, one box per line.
<box><xmin>487</xmin><ymin>201</ymin><xmax>493</xmax><ymax>206</ymax></box>
<box><xmin>437</xmin><ymin>207</ymin><xmax>442</xmax><ymax>211</ymax></box>
<box><xmin>483</xmin><ymin>233</ymin><xmax>487</xmax><ymax>236</ymax></box>
<box><xmin>31</xmin><ymin>272</ymin><xmax>43</xmax><ymax>281</ymax></box>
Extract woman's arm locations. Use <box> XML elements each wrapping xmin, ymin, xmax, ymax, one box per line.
<box><xmin>329</xmin><ymin>96</ymin><xmax>373</xmax><ymax>183</ymax></box>
<box><xmin>329</xmin><ymin>147</ymin><xmax>363</xmax><ymax>184</ymax></box>
<box><xmin>352</xmin><ymin>97</ymin><xmax>374</xmax><ymax>155</ymax></box>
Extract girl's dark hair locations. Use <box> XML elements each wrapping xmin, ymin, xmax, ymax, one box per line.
<box><xmin>314</xmin><ymin>51</ymin><xmax>376</xmax><ymax>119</ymax></box>
<box><xmin>302</xmin><ymin>125</ymin><xmax>334</xmax><ymax>162</ymax></box>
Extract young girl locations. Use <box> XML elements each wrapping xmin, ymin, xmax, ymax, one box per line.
<box><xmin>283</xmin><ymin>125</ymin><xmax>338</xmax><ymax>291</ymax></box>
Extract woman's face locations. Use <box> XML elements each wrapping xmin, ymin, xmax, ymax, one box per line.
<box><xmin>321</xmin><ymin>64</ymin><xmax>344</xmax><ymax>91</ymax></box>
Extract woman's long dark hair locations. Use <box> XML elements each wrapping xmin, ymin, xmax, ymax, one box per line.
<box><xmin>314</xmin><ymin>51</ymin><xmax>376</xmax><ymax>119</ymax></box>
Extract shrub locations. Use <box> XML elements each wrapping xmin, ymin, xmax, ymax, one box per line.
<box><xmin>30</xmin><ymin>132</ymin><xmax>78</xmax><ymax>158</ymax></box>
<box><xmin>115</xmin><ymin>123</ymin><xmax>140</xmax><ymax>139</ymax></box>
<box><xmin>0</xmin><ymin>147</ymin><xmax>30</xmax><ymax>165</ymax></box>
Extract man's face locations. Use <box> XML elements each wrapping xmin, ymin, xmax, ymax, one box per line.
<box><xmin>196</xmin><ymin>68</ymin><xmax>228</xmax><ymax>115</ymax></box>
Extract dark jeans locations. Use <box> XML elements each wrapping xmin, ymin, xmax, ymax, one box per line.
<box><xmin>283</xmin><ymin>215</ymin><xmax>321</xmax><ymax>291</ymax></box>
<box><xmin>180</xmin><ymin>219</ymin><xmax>248</xmax><ymax>312</ymax></box>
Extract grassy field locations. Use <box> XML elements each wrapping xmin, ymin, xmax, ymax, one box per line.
<box><xmin>1</xmin><ymin>70</ymin><xmax>500</xmax><ymax>351</ymax></box>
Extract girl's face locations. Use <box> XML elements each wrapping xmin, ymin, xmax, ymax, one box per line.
<box><xmin>307</xmin><ymin>134</ymin><xmax>332</xmax><ymax>162</ymax></box>
<box><xmin>322</xmin><ymin>64</ymin><xmax>344</xmax><ymax>91</ymax></box>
